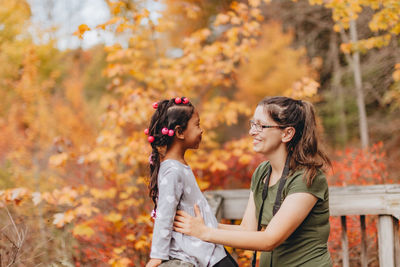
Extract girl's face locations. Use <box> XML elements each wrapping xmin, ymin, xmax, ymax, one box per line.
<box><xmin>182</xmin><ymin>110</ymin><xmax>203</xmax><ymax>149</ymax></box>
<box><xmin>249</xmin><ymin>105</ymin><xmax>284</xmax><ymax>155</ymax></box>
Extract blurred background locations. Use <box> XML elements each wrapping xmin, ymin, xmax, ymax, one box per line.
<box><xmin>0</xmin><ymin>0</ymin><xmax>399</xmax><ymax>266</ymax></box>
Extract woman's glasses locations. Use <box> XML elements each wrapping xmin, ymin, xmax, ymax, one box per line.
<box><xmin>249</xmin><ymin>120</ymin><xmax>287</xmax><ymax>132</ymax></box>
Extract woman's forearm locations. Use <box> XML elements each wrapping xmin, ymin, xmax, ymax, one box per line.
<box><xmin>217</xmin><ymin>223</ymin><xmax>244</xmax><ymax>231</ymax></box>
<box><xmin>203</xmin><ymin>227</ymin><xmax>277</xmax><ymax>251</ymax></box>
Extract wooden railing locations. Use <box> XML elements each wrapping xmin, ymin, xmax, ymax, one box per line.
<box><xmin>204</xmin><ymin>184</ymin><xmax>400</xmax><ymax>267</ymax></box>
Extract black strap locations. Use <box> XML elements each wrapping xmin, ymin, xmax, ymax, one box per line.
<box><xmin>251</xmin><ymin>154</ymin><xmax>291</xmax><ymax>267</ymax></box>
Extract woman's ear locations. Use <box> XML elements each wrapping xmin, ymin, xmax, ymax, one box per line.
<box><xmin>282</xmin><ymin>127</ymin><xmax>295</xmax><ymax>143</ymax></box>
<box><xmin>175</xmin><ymin>125</ymin><xmax>185</xmax><ymax>140</ymax></box>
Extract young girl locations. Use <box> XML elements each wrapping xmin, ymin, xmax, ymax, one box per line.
<box><xmin>174</xmin><ymin>96</ymin><xmax>332</xmax><ymax>267</ymax></box>
<box><xmin>145</xmin><ymin>97</ymin><xmax>238</xmax><ymax>267</ymax></box>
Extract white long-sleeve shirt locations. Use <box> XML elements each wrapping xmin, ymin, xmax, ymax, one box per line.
<box><xmin>150</xmin><ymin>159</ymin><xmax>226</xmax><ymax>267</ymax></box>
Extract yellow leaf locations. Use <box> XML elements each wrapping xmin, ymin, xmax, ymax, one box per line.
<box><xmin>49</xmin><ymin>152</ymin><xmax>68</xmax><ymax>167</ymax></box>
<box><xmin>126</xmin><ymin>186</ymin><xmax>139</xmax><ymax>194</ymax></box>
<box><xmin>333</xmin><ymin>24</ymin><xmax>341</xmax><ymax>32</ymax></box>
<box><xmin>113</xmin><ymin>246</ymin><xmax>126</xmax><ymax>254</ymax></box>
<box><xmin>249</xmin><ymin>0</ymin><xmax>261</xmax><ymax>7</ymax></box>
<box><xmin>309</xmin><ymin>0</ymin><xmax>323</xmax><ymax>5</ymax></box>
<box><xmin>214</xmin><ymin>14</ymin><xmax>230</xmax><ymax>26</ymax></box>
<box><xmin>73</xmin><ymin>24</ymin><xmax>91</xmax><ymax>39</ymax></box>
<box><xmin>143</xmin><ymin>9</ymin><xmax>150</xmax><ymax>18</ymax></box>
<box><xmin>136</xmin><ymin>214</ymin><xmax>151</xmax><ymax>224</ymax></box>
<box><xmin>134</xmin><ymin>240</ymin><xmax>148</xmax><ymax>250</ymax></box>
<box><xmin>73</xmin><ymin>224</ymin><xmax>95</xmax><ymax>238</ymax></box>
<box><xmin>393</xmin><ymin>70</ymin><xmax>400</xmax><ymax>81</ymax></box>
<box><xmin>126</xmin><ymin>234</ymin><xmax>136</xmax><ymax>241</ymax></box>
<box><xmin>75</xmin><ymin>204</ymin><xmax>99</xmax><ymax>217</ymax></box>
<box><xmin>53</xmin><ymin>211</ymin><xmax>74</xmax><ymax>228</ymax></box>
<box><xmin>197</xmin><ymin>179</ymin><xmax>210</xmax><ymax>191</ymax></box>
<box><xmin>239</xmin><ymin>154</ymin><xmax>252</xmax><ymax>165</ymax></box>
<box><xmin>105</xmin><ymin>212</ymin><xmax>122</xmax><ymax>223</ymax></box>
<box><xmin>340</xmin><ymin>43</ymin><xmax>352</xmax><ymax>54</ymax></box>
<box><xmin>109</xmin><ymin>257</ymin><xmax>131</xmax><ymax>267</ymax></box>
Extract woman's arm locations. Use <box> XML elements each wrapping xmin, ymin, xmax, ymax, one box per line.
<box><xmin>174</xmin><ymin>192</ymin><xmax>317</xmax><ymax>251</ymax></box>
<box><xmin>146</xmin><ymin>259</ymin><xmax>162</xmax><ymax>267</ymax></box>
<box><xmin>218</xmin><ymin>191</ymin><xmax>258</xmax><ymax>231</ymax></box>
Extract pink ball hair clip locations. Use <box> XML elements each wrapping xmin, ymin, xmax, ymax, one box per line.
<box><xmin>161</xmin><ymin>127</ymin><xmax>169</xmax><ymax>135</ymax></box>
<box><xmin>174</xmin><ymin>97</ymin><xmax>182</xmax><ymax>104</ymax></box>
<box><xmin>151</xmin><ymin>209</ymin><xmax>156</xmax><ymax>219</ymax></box>
<box><xmin>161</xmin><ymin>128</ymin><xmax>174</xmax><ymax>136</ymax></box>
<box><xmin>174</xmin><ymin>97</ymin><xmax>189</xmax><ymax>105</ymax></box>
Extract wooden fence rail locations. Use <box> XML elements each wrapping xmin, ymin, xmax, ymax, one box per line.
<box><xmin>204</xmin><ymin>184</ymin><xmax>400</xmax><ymax>267</ymax></box>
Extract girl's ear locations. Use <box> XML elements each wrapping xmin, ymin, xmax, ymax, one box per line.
<box><xmin>282</xmin><ymin>127</ymin><xmax>295</xmax><ymax>143</ymax></box>
<box><xmin>175</xmin><ymin>125</ymin><xmax>185</xmax><ymax>140</ymax></box>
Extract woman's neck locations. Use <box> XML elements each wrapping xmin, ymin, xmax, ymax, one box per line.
<box><xmin>267</xmin><ymin>148</ymin><xmax>288</xmax><ymax>183</ymax></box>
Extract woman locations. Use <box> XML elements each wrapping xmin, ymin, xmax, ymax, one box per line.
<box><xmin>174</xmin><ymin>96</ymin><xmax>332</xmax><ymax>266</ymax></box>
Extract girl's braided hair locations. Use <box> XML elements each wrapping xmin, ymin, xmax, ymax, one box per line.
<box><xmin>147</xmin><ymin>97</ymin><xmax>194</xmax><ymax>210</ymax></box>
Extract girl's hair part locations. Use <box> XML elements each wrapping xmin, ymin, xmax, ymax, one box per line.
<box><xmin>258</xmin><ymin>96</ymin><xmax>331</xmax><ymax>186</ymax></box>
<box><xmin>147</xmin><ymin>97</ymin><xmax>194</xmax><ymax>210</ymax></box>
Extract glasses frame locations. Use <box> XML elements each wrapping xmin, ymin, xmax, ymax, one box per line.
<box><xmin>249</xmin><ymin>120</ymin><xmax>287</xmax><ymax>132</ymax></box>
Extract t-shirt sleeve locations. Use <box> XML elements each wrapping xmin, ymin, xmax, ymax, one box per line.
<box><xmin>150</xmin><ymin>164</ymin><xmax>184</xmax><ymax>260</ymax></box>
<box><xmin>286</xmin><ymin>171</ymin><xmax>328</xmax><ymax>201</ymax></box>
<box><xmin>250</xmin><ymin>162</ymin><xmax>270</xmax><ymax>192</ymax></box>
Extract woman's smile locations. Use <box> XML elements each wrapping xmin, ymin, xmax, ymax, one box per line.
<box><xmin>253</xmin><ymin>138</ymin><xmax>262</xmax><ymax>145</ymax></box>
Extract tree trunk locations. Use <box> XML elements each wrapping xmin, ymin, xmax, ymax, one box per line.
<box><xmin>330</xmin><ymin>32</ymin><xmax>348</xmax><ymax>145</ymax></box>
<box><xmin>349</xmin><ymin>19</ymin><xmax>369</xmax><ymax>148</ymax></box>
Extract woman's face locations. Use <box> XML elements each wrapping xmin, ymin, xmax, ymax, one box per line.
<box><xmin>249</xmin><ymin>105</ymin><xmax>284</xmax><ymax>155</ymax></box>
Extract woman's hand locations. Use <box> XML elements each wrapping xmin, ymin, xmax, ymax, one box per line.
<box><xmin>173</xmin><ymin>205</ymin><xmax>209</xmax><ymax>241</ymax></box>
<box><xmin>146</xmin><ymin>258</ymin><xmax>162</xmax><ymax>267</ymax></box>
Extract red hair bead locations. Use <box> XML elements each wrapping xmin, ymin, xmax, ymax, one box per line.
<box><xmin>152</xmin><ymin>102</ymin><xmax>158</xmax><ymax>109</ymax></box>
<box><xmin>161</xmin><ymin>127</ymin><xmax>169</xmax><ymax>135</ymax></box>
<box><xmin>168</xmin><ymin>129</ymin><xmax>174</xmax><ymax>136</ymax></box>
<box><xmin>174</xmin><ymin>97</ymin><xmax>182</xmax><ymax>104</ymax></box>
<box><xmin>182</xmin><ymin>97</ymin><xmax>189</xmax><ymax>104</ymax></box>
<box><xmin>148</xmin><ymin>136</ymin><xmax>155</xmax><ymax>143</ymax></box>
<box><xmin>144</xmin><ymin>128</ymin><xmax>149</xmax><ymax>135</ymax></box>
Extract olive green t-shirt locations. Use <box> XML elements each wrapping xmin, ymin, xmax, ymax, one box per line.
<box><xmin>250</xmin><ymin>161</ymin><xmax>332</xmax><ymax>267</ymax></box>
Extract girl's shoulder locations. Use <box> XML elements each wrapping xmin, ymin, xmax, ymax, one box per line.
<box><xmin>159</xmin><ymin>159</ymin><xmax>192</xmax><ymax>178</ymax></box>
<box><xmin>161</xmin><ymin>159</ymin><xmax>191</xmax><ymax>169</ymax></box>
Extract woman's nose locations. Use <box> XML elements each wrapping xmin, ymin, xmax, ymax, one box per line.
<box><xmin>249</xmin><ymin>127</ymin><xmax>257</xmax><ymax>136</ymax></box>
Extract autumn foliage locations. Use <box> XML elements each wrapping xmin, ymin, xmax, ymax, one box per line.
<box><xmin>0</xmin><ymin>0</ymin><xmax>399</xmax><ymax>266</ymax></box>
